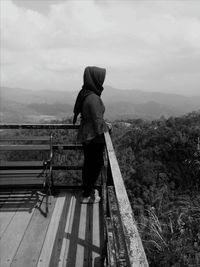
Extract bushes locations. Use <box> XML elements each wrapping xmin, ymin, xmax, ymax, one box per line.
<box><xmin>112</xmin><ymin>111</ymin><xmax>200</xmax><ymax>266</ymax></box>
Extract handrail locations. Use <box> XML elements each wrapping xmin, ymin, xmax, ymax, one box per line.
<box><xmin>104</xmin><ymin>132</ymin><xmax>149</xmax><ymax>267</ymax></box>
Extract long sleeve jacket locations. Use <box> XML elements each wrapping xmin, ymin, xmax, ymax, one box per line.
<box><xmin>77</xmin><ymin>93</ymin><xmax>108</xmax><ymax>144</ymax></box>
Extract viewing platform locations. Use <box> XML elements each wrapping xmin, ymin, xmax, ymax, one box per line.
<box><xmin>0</xmin><ymin>124</ymin><xmax>148</xmax><ymax>267</ymax></box>
<box><xmin>0</xmin><ymin>189</ymin><xmax>103</xmax><ymax>266</ymax></box>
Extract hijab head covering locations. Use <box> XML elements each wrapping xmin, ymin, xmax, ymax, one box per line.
<box><xmin>73</xmin><ymin>66</ymin><xmax>106</xmax><ymax>124</ymax></box>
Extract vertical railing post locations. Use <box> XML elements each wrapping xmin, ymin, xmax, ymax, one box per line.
<box><xmin>101</xmin><ymin>146</ymin><xmax>109</xmax><ymax>266</ymax></box>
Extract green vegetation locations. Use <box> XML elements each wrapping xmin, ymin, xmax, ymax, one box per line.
<box><xmin>112</xmin><ymin>111</ymin><xmax>200</xmax><ymax>266</ymax></box>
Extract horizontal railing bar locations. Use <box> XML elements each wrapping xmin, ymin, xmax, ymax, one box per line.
<box><xmin>53</xmin><ymin>144</ymin><xmax>83</xmax><ymax>150</ymax></box>
<box><xmin>0</xmin><ymin>184</ymin><xmax>44</xmax><ymax>188</ymax></box>
<box><xmin>0</xmin><ymin>136</ymin><xmax>51</xmax><ymax>141</ymax></box>
<box><xmin>0</xmin><ymin>161</ymin><xmax>44</xmax><ymax>170</ymax></box>
<box><xmin>0</xmin><ymin>169</ymin><xmax>45</xmax><ymax>174</ymax></box>
<box><xmin>0</xmin><ymin>161</ymin><xmax>44</xmax><ymax>166</ymax></box>
<box><xmin>0</xmin><ymin>166</ymin><xmax>45</xmax><ymax>170</ymax></box>
<box><xmin>0</xmin><ymin>124</ymin><xmax>79</xmax><ymax>130</ymax></box>
<box><xmin>104</xmin><ymin>132</ymin><xmax>149</xmax><ymax>267</ymax></box>
<box><xmin>0</xmin><ymin>145</ymin><xmax>50</xmax><ymax>150</ymax></box>
<box><xmin>0</xmin><ymin>166</ymin><xmax>83</xmax><ymax>170</ymax></box>
<box><xmin>52</xmin><ymin>165</ymin><xmax>83</xmax><ymax>170</ymax></box>
<box><xmin>0</xmin><ymin>144</ymin><xmax>82</xmax><ymax>150</ymax></box>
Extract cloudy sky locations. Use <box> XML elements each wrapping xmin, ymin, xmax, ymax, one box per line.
<box><xmin>1</xmin><ymin>0</ymin><xmax>200</xmax><ymax>96</ymax></box>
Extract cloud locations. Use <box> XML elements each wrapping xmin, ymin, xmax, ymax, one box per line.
<box><xmin>1</xmin><ymin>0</ymin><xmax>200</xmax><ymax>95</ymax></box>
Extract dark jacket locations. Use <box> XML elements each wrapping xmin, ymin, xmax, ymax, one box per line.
<box><xmin>77</xmin><ymin>93</ymin><xmax>108</xmax><ymax>143</ymax></box>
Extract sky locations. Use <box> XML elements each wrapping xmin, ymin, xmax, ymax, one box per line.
<box><xmin>1</xmin><ymin>0</ymin><xmax>200</xmax><ymax>96</ymax></box>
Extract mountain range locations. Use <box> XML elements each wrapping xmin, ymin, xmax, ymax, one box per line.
<box><xmin>0</xmin><ymin>86</ymin><xmax>199</xmax><ymax>122</ymax></box>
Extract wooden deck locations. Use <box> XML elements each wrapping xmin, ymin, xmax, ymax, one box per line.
<box><xmin>0</xmin><ymin>189</ymin><xmax>104</xmax><ymax>267</ymax></box>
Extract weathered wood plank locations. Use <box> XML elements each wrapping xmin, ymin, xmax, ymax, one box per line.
<box><xmin>36</xmin><ymin>192</ymin><xmax>67</xmax><ymax>267</ymax></box>
<box><xmin>107</xmin><ymin>186</ymin><xmax>129</xmax><ymax>266</ymax></box>
<box><xmin>101</xmin><ymin>165</ymin><xmax>108</xmax><ymax>265</ymax></box>
<box><xmin>106</xmin><ymin>218</ymin><xmax>117</xmax><ymax>267</ymax></box>
<box><xmin>0</xmin><ymin>164</ymin><xmax>82</xmax><ymax>174</ymax></box>
<box><xmin>0</xmin><ymin>161</ymin><xmax>44</xmax><ymax>167</ymax></box>
<box><xmin>0</xmin><ymin>124</ymin><xmax>79</xmax><ymax>130</ymax></box>
<box><xmin>0</xmin><ymin>180</ymin><xmax>44</xmax><ymax>186</ymax></box>
<box><xmin>0</xmin><ymin>145</ymin><xmax>50</xmax><ymax>150</ymax></box>
<box><xmin>88</xmin><ymin>204</ymin><xmax>94</xmax><ymax>266</ymax></box>
<box><xmin>0</xmin><ymin>170</ymin><xmax>44</xmax><ymax>174</ymax></box>
<box><xmin>49</xmin><ymin>191</ymin><xmax>73</xmax><ymax>267</ymax></box>
<box><xmin>0</xmin><ymin>191</ymin><xmax>19</xmax><ymax>237</ymax></box>
<box><xmin>49</xmin><ymin>190</ymin><xmax>74</xmax><ymax>267</ymax></box>
<box><xmin>55</xmin><ymin>192</ymin><xmax>76</xmax><ymax>267</ymax></box>
<box><xmin>10</xmin><ymin>195</ymin><xmax>57</xmax><ymax>267</ymax></box>
<box><xmin>104</xmin><ymin>132</ymin><xmax>149</xmax><ymax>267</ymax></box>
<box><xmin>0</xmin><ymin>136</ymin><xmax>50</xmax><ymax>141</ymax></box>
<box><xmin>74</xmin><ymin>198</ymin><xmax>87</xmax><ymax>267</ymax></box>
<box><xmin>0</xmin><ymin>165</ymin><xmax>82</xmax><ymax>171</ymax></box>
<box><xmin>92</xmin><ymin>201</ymin><xmax>102</xmax><ymax>266</ymax></box>
<box><xmin>0</xmin><ymin>193</ymin><xmax>36</xmax><ymax>267</ymax></box>
<box><xmin>63</xmin><ymin>192</ymin><xmax>81</xmax><ymax>267</ymax></box>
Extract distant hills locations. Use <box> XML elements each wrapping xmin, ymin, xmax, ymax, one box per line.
<box><xmin>0</xmin><ymin>86</ymin><xmax>199</xmax><ymax>122</ymax></box>
<box><xmin>103</xmin><ymin>86</ymin><xmax>200</xmax><ymax>119</ymax></box>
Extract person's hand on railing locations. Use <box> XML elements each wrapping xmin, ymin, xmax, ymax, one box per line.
<box><xmin>73</xmin><ymin>114</ymin><xmax>77</xmax><ymax>125</ymax></box>
<box><xmin>106</xmin><ymin>122</ymin><xmax>112</xmax><ymax>134</ymax></box>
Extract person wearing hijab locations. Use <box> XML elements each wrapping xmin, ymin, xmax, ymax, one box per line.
<box><xmin>73</xmin><ymin>66</ymin><xmax>109</xmax><ymax>203</ymax></box>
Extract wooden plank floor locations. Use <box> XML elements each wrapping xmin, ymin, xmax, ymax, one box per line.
<box><xmin>0</xmin><ymin>189</ymin><xmax>104</xmax><ymax>267</ymax></box>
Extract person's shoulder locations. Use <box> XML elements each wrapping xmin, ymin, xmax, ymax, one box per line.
<box><xmin>85</xmin><ymin>93</ymin><xmax>100</xmax><ymax>103</ymax></box>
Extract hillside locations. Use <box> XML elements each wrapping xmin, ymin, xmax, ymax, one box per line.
<box><xmin>103</xmin><ymin>86</ymin><xmax>200</xmax><ymax>118</ymax></box>
<box><xmin>105</xmin><ymin>100</ymin><xmax>180</xmax><ymax>120</ymax></box>
<box><xmin>0</xmin><ymin>87</ymin><xmax>75</xmax><ymax>104</ymax></box>
<box><xmin>0</xmin><ymin>86</ymin><xmax>199</xmax><ymax>122</ymax></box>
<box><xmin>112</xmin><ymin>111</ymin><xmax>200</xmax><ymax>266</ymax></box>
<box><xmin>0</xmin><ymin>98</ymin><xmax>73</xmax><ymax>123</ymax></box>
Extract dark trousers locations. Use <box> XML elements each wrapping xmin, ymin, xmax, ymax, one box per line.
<box><xmin>82</xmin><ymin>142</ymin><xmax>104</xmax><ymax>196</ymax></box>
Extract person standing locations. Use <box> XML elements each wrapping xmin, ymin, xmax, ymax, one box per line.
<box><xmin>73</xmin><ymin>66</ymin><xmax>109</xmax><ymax>203</ymax></box>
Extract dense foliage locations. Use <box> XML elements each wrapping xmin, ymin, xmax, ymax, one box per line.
<box><xmin>111</xmin><ymin>111</ymin><xmax>200</xmax><ymax>267</ymax></box>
